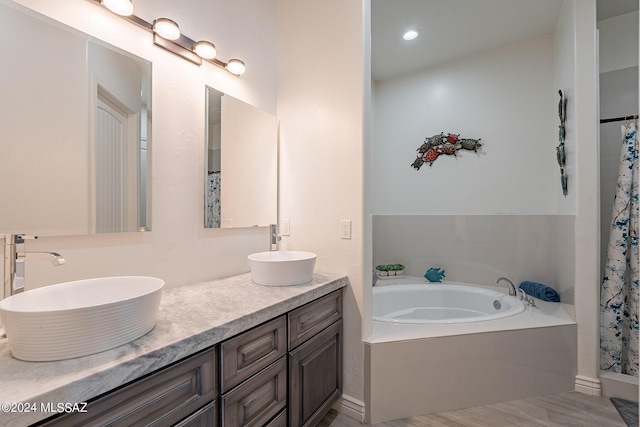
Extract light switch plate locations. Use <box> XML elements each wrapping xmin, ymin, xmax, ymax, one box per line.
<box><xmin>340</xmin><ymin>220</ymin><xmax>351</xmax><ymax>239</ymax></box>
<box><xmin>282</xmin><ymin>219</ymin><xmax>290</xmax><ymax>236</ymax></box>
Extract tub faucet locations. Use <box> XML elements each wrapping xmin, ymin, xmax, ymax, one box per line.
<box><xmin>496</xmin><ymin>277</ymin><xmax>516</xmax><ymax>296</ymax></box>
<box><xmin>3</xmin><ymin>234</ymin><xmax>65</xmax><ymax>297</ymax></box>
<box><xmin>517</xmin><ymin>288</ymin><xmax>536</xmax><ymax>307</ymax></box>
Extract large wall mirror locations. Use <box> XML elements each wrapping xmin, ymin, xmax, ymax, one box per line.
<box><xmin>0</xmin><ymin>0</ymin><xmax>152</xmax><ymax>236</ymax></box>
<box><xmin>205</xmin><ymin>88</ymin><xmax>278</xmax><ymax>228</ymax></box>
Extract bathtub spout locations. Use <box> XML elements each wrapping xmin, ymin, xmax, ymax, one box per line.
<box><xmin>496</xmin><ymin>277</ymin><xmax>516</xmax><ymax>296</ymax></box>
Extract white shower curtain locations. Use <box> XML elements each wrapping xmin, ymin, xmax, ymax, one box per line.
<box><xmin>600</xmin><ymin>121</ymin><xmax>639</xmax><ymax>376</ymax></box>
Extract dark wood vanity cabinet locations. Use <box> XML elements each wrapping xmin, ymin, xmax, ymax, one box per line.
<box><xmin>34</xmin><ymin>288</ymin><xmax>343</xmax><ymax>427</ymax></box>
<box><xmin>220</xmin><ymin>316</ymin><xmax>288</xmax><ymax>426</ymax></box>
<box><xmin>217</xmin><ymin>288</ymin><xmax>343</xmax><ymax>427</ymax></box>
<box><xmin>288</xmin><ymin>290</ymin><xmax>343</xmax><ymax>427</ymax></box>
<box><xmin>37</xmin><ymin>347</ymin><xmax>217</xmax><ymax>427</ymax></box>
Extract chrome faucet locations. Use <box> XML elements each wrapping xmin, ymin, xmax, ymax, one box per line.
<box><xmin>496</xmin><ymin>277</ymin><xmax>516</xmax><ymax>296</ymax></box>
<box><xmin>517</xmin><ymin>288</ymin><xmax>536</xmax><ymax>307</ymax></box>
<box><xmin>3</xmin><ymin>234</ymin><xmax>65</xmax><ymax>297</ymax></box>
<box><xmin>269</xmin><ymin>224</ymin><xmax>281</xmax><ymax>251</ymax></box>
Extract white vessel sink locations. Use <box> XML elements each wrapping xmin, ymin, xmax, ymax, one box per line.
<box><xmin>0</xmin><ymin>276</ymin><xmax>164</xmax><ymax>362</ymax></box>
<box><xmin>248</xmin><ymin>251</ymin><xmax>317</xmax><ymax>286</ymax></box>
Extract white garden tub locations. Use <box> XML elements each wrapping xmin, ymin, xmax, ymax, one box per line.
<box><xmin>372</xmin><ymin>282</ymin><xmax>525</xmax><ymax>324</ymax></box>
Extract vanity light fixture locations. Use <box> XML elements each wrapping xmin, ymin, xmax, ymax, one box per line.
<box><xmin>101</xmin><ymin>0</ymin><xmax>133</xmax><ymax>16</ymax></box>
<box><xmin>226</xmin><ymin>59</ymin><xmax>246</xmax><ymax>76</ymax></box>
<box><xmin>91</xmin><ymin>0</ymin><xmax>245</xmax><ymax>76</ymax></box>
<box><xmin>153</xmin><ymin>18</ymin><xmax>180</xmax><ymax>40</ymax></box>
<box><xmin>193</xmin><ymin>41</ymin><xmax>217</xmax><ymax>59</ymax></box>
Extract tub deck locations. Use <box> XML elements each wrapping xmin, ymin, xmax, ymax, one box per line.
<box><xmin>367</xmin><ymin>279</ymin><xmax>574</xmax><ymax>343</ymax></box>
<box><xmin>365</xmin><ymin>278</ymin><xmax>577</xmax><ymax>424</ymax></box>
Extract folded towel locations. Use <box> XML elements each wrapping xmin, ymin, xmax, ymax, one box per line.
<box><xmin>519</xmin><ymin>281</ymin><xmax>560</xmax><ymax>302</ymax></box>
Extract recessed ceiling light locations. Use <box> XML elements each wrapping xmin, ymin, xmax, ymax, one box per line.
<box><xmin>403</xmin><ymin>30</ymin><xmax>419</xmax><ymax>41</ymax></box>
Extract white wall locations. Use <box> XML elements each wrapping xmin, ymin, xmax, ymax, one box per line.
<box><xmin>598</xmin><ymin>11</ymin><xmax>639</xmax><ymax>74</ymax></box>
<box><xmin>0</xmin><ymin>3</ymin><xmax>89</xmax><ymax>235</ymax></box>
<box><xmin>572</xmin><ymin>0</ymin><xmax>600</xmax><ymax>395</ymax></box>
<box><xmin>372</xmin><ymin>35</ymin><xmax>558</xmax><ymax>215</ymax></box>
<box><xmin>373</xmin><ymin>215</ymin><xmax>575</xmax><ymax>303</ymax></box>
<box><xmin>4</xmin><ymin>0</ymin><xmax>278</xmax><ymax>290</ymax></box>
<box><xmin>555</xmin><ymin>0</ymin><xmax>577</xmax><ymax>213</ymax></box>
<box><xmin>276</xmin><ymin>0</ymin><xmax>366</xmax><ymax>411</ymax></box>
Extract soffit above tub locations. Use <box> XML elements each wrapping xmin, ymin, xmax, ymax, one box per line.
<box><xmin>371</xmin><ymin>0</ymin><xmax>565</xmax><ymax>82</ymax></box>
<box><xmin>597</xmin><ymin>0</ymin><xmax>638</xmax><ymax>21</ymax></box>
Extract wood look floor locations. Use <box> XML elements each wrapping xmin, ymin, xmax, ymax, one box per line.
<box><xmin>318</xmin><ymin>392</ymin><xmax>630</xmax><ymax>427</ymax></box>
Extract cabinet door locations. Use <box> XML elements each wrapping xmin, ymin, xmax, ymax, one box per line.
<box><xmin>221</xmin><ymin>357</ymin><xmax>287</xmax><ymax>427</ymax></box>
<box><xmin>289</xmin><ymin>319</ymin><xmax>342</xmax><ymax>427</ymax></box>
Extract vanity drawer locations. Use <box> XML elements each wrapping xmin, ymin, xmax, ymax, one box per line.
<box><xmin>220</xmin><ymin>315</ymin><xmax>286</xmax><ymax>393</ymax></box>
<box><xmin>174</xmin><ymin>401</ymin><xmax>217</xmax><ymax>427</ymax></box>
<box><xmin>38</xmin><ymin>347</ymin><xmax>217</xmax><ymax>427</ymax></box>
<box><xmin>288</xmin><ymin>289</ymin><xmax>343</xmax><ymax>350</ymax></box>
<box><xmin>221</xmin><ymin>357</ymin><xmax>287</xmax><ymax>427</ymax></box>
<box><xmin>265</xmin><ymin>409</ymin><xmax>287</xmax><ymax>427</ymax></box>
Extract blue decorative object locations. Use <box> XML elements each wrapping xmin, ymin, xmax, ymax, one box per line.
<box><xmin>424</xmin><ymin>267</ymin><xmax>445</xmax><ymax>283</ymax></box>
<box><xmin>518</xmin><ymin>281</ymin><xmax>560</xmax><ymax>302</ymax></box>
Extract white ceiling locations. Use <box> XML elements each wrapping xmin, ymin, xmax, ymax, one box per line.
<box><xmin>371</xmin><ymin>0</ymin><xmax>639</xmax><ymax>82</ymax></box>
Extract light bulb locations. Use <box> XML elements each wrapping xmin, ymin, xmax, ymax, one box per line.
<box><xmin>194</xmin><ymin>41</ymin><xmax>217</xmax><ymax>59</ymax></box>
<box><xmin>153</xmin><ymin>18</ymin><xmax>180</xmax><ymax>41</ymax></box>
<box><xmin>226</xmin><ymin>59</ymin><xmax>246</xmax><ymax>76</ymax></box>
<box><xmin>102</xmin><ymin>0</ymin><xmax>133</xmax><ymax>16</ymax></box>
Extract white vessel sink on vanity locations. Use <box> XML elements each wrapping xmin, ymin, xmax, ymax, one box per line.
<box><xmin>247</xmin><ymin>251</ymin><xmax>317</xmax><ymax>286</ymax></box>
<box><xmin>0</xmin><ymin>276</ymin><xmax>164</xmax><ymax>362</ymax></box>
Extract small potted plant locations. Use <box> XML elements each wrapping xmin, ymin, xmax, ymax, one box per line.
<box><xmin>375</xmin><ymin>264</ymin><xmax>390</xmax><ymax>277</ymax></box>
<box><xmin>375</xmin><ymin>264</ymin><xmax>405</xmax><ymax>278</ymax></box>
<box><xmin>390</xmin><ymin>263</ymin><xmax>405</xmax><ymax>276</ymax></box>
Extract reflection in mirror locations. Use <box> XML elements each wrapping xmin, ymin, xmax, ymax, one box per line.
<box><xmin>205</xmin><ymin>88</ymin><xmax>278</xmax><ymax>228</ymax></box>
<box><xmin>0</xmin><ymin>0</ymin><xmax>151</xmax><ymax>236</ymax></box>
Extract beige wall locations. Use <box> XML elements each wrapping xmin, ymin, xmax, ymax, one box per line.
<box><xmin>276</xmin><ymin>0</ymin><xmax>366</xmax><ymax>410</ymax></box>
<box><xmin>3</xmin><ymin>0</ymin><xmax>278</xmax><ymax>290</ymax></box>
<box><xmin>0</xmin><ymin>3</ymin><xmax>89</xmax><ymax>235</ymax></box>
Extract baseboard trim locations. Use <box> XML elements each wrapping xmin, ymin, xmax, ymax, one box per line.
<box><xmin>575</xmin><ymin>375</ymin><xmax>602</xmax><ymax>396</ymax></box>
<box><xmin>333</xmin><ymin>394</ymin><xmax>365</xmax><ymax>422</ymax></box>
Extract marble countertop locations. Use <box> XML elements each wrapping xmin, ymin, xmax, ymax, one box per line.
<box><xmin>0</xmin><ymin>272</ymin><xmax>348</xmax><ymax>427</ymax></box>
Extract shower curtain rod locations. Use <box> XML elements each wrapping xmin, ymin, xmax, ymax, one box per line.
<box><xmin>600</xmin><ymin>114</ymin><xmax>639</xmax><ymax>124</ymax></box>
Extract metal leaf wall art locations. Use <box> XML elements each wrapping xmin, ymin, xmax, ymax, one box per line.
<box><xmin>556</xmin><ymin>90</ymin><xmax>568</xmax><ymax>196</ymax></box>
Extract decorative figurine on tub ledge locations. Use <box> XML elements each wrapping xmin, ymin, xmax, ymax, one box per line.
<box><xmin>424</xmin><ymin>267</ymin><xmax>446</xmax><ymax>283</ymax></box>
